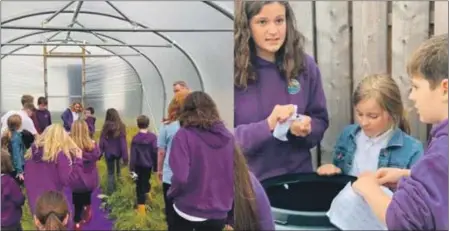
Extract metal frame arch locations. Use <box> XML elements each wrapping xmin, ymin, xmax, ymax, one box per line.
<box><xmin>1</xmin><ymin>10</ymin><xmax>205</xmax><ymax>92</ymax></box>
<box><xmin>0</xmin><ymin>30</ymin><xmax>168</xmax><ymax>118</ymax></box>
<box><xmin>202</xmin><ymin>1</ymin><xmax>233</xmax><ymax>20</ymax></box>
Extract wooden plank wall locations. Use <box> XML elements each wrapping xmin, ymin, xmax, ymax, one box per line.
<box><xmin>291</xmin><ymin>1</ymin><xmax>447</xmax><ymax>168</ymax></box>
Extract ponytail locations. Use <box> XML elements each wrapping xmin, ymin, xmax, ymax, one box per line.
<box><xmin>43</xmin><ymin>212</ymin><xmax>66</xmax><ymax>231</ymax></box>
<box><xmin>233</xmin><ymin>144</ymin><xmax>261</xmax><ymax>231</ymax></box>
<box><xmin>398</xmin><ymin>109</ymin><xmax>411</xmax><ymax>135</ymax></box>
<box><xmin>1</xmin><ymin>130</ymin><xmax>12</xmax><ymax>150</ymax></box>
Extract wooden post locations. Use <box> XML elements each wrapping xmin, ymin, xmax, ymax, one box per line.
<box><xmin>81</xmin><ymin>46</ymin><xmax>86</xmax><ymax>106</ymax></box>
<box><xmin>391</xmin><ymin>1</ymin><xmax>430</xmax><ymax>143</ymax></box>
<box><xmin>315</xmin><ymin>1</ymin><xmax>351</xmax><ymax>165</ymax></box>
<box><xmin>43</xmin><ymin>45</ymin><xmax>48</xmax><ymax>99</ymax></box>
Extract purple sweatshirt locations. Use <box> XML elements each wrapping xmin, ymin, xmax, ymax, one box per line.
<box><xmin>1</xmin><ymin>174</ymin><xmax>25</xmax><ymax>227</ymax></box>
<box><xmin>23</xmin><ymin>145</ymin><xmax>83</xmax><ymax>214</ymax></box>
<box><xmin>61</xmin><ymin>108</ymin><xmax>74</xmax><ymax>132</ymax></box>
<box><xmin>386</xmin><ymin>119</ymin><xmax>448</xmax><ymax>230</ymax></box>
<box><xmin>168</xmin><ymin>122</ymin><xmax>234</xmax><ymax>219</ymax></box>
<box><xmin>69</xmin><ymin>143</ymin><xmax>101</xmax><ymax>193</ymax></box>
<box><xmin>234</xmin><ymin>54</ymin><xmax>329</xmax><ymax>181</ymax></box>
<box><xmin>35</xmin><ymin>109</ymin><xmax>52</xmax><ymax>133</ymax></box>
<box><xmin>129</xmin><ymin>132</ymin><xmax>158</xmax><ymax>171</ymax></box>
<box><xmin>99</xmin><ymin>121</ymin><xmax>128</xmax><ymax>163</ymax></box>
<box><xmin>85</xmin><ymin>116</ymin><xmax>96</xmax><ymax>137</ymax></box>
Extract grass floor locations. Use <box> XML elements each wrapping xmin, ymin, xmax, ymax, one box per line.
<box><xmin>20</xmin><ymin>126</ymin><xmax>166</xmax><ymax>230</ymax></box>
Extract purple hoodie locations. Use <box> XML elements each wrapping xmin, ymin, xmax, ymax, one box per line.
<box><xmin>69</xmin><ymin>143</ymin><xmax>101</xmax><ymax>192</ymax></box>
<box><xmin>85</xmin><ymin>116</ymin><xmax>96</xmax><ymax>137</ymax></box>
<box><xmin>1</xmin><ymin>174</ymin><xmax>25</xmax><ymax>227</ymax></box>
<box><xmin>129</xmin><ymin>131</ymin><xmax>158</xmax><ymax>172</ymax></box>
<box><xmin>386</xmin><ymin>119</ymin><xmax>448</xmax><ymax>230</ymax></box>
<box><xmin>99</xmin><ymin>121</ymin><xmax>128</xmax><ymax>163</ymax></box>
<box><xmin>234</xmin><ymin>54</ymin><xmax>329</xmax><ymax>181</ymax></box>
<box><xmin>35</xmin><ymin>109</ymin><xmax>52</xmax><ymax>133</ymax></box>
<box><xmin>23</xmin><ymin>145</ymin><xmax>83</xmax><ymax>214</ymax></box>
<box><xmin>168</xmin><ymin>122</ymin><xmax>233</xmax><ymax>219</ymax></box>
<box><xmin>61</xmin><ymin>108</ymin><xmax>74</xmax><ymax>132</ymax></box>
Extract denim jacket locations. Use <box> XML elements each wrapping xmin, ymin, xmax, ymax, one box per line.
<box><xmin>9</xmin><ymin>131</ymin><xmax>26</xmax><ymax>174</ymax></box>
<box><xmin>332</xmin><ymin>124</ymin><xmax>424</xmax><ymax>174</ymax></box>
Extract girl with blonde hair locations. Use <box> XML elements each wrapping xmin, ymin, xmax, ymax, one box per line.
<box><xmin>69</xmin><ymin>120</ymin><xmax>101</xmax><ymax>229</ymax></box>
<box><xmin>23</xmin><ymin>123</ymin><xmax>83</xmax><ymax>217</ymax></box>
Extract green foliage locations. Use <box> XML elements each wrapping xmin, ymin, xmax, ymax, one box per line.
<box><xmin>20</xmin><ymin>125</ymin><xmax>166</xmax><ymax>230</ymax></box>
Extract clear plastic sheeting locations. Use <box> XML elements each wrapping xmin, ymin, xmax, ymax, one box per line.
<box><xmin>0</xmin><ymin>1</ymin><xmax>234</xmax><ymax>130</ymax></box>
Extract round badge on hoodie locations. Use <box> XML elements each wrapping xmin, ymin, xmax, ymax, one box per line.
<box><xmin>288</xmin><ymin>79</ymin><xmax>301</xmax><ymax>95</ymax></box>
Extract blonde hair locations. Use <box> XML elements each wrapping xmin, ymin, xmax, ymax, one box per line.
<box><xmin>25</xmin><ymin>124</ymin><xmax>78</xmax><ymax>162</ymax></box>
<box><xmin>353</xmin><ymin>74</ymin><xmax>411</xmax><ymax>134</ymax></box>
<box><xmin>70</xmin><ymin>120</ymin><xmax>94</xmax><ymax>152</ymax></box>
<box><xmin>1</xmin><ymin>114</ymin><xmax>22</xmax><ymax>148</ymax></box>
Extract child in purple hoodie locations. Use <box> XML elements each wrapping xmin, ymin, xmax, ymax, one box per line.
<box><xmin>35</xmin><ymin>97</ymin><xmax>52</xmax><ymax>134</ymax></box>
<box><xmin>23</xmin><ymin>124</ymin><xmax>83</xmax><ymax>217</ymax></box>
<box><xmin>34</xmin><ymin>190</ymin><xmax>70</xmax><ymax>231</ymax></box>
<box><xmin>84</xmin><ymin>107</ymin><xmax>96</xmax><ymax>139</ymax></box>
<box><xmin>129</xmin><ymin>115</ymin><xmax>157</xmax><ymax>215</ymax></box>
<box><xmin>99</xmin><ymin>108</ymin><xmax>128</xmax><ymax>195</ymax></box>
<box><xmin>353</xmin><ymin>34</ymin><xmax>448</xmax><ymax>230</ymax></box>
<box><xmin>69</xmin><ymin>120</ymin><xmax>101</xmax><ymax>230</ymax></box>
<box><xmin>1</xmin><ymin>149</ymin><xmax>25</xmax><ymax>231</ymax></box>
<box><xmin>167</xmin><ymin>91</ymin><xmax>233</xmax><ymax>231</ymax></box>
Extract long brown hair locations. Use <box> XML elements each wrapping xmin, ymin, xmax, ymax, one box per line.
<box><xmin>1</xmin><ymin>114</ymin><xmax>22</xmax><ymax>149</ymax></box>
<box><xmin>178</xmin><ymin>91</ymin><xmax>222</xmax><ymax>130</ymax></box>
<box><xmin>353</xmin><ymin>74</ymin><xmax>411</xmax><ymax>134</ymax></box>
<box><xmin>70</xmin><ymin>120</ymin><xmax>94</xmax><ymax>152</ymax></box>
<box><xmin>234</xmin><ymin>144</ymin><xmax>260</xmax><ymax>230</ymax></box>
<box><xmin>101</xmin><ymin>108</ymin><xmax>126</xmax><ymax>138</ymax></box>
<box><xmin>234</xmin><ymin>1</ymin><xmax>306</xmax><ymax>89</ymax></box>
<box><xmin>163</xmin><ymin>91</ymin><xmax>189</xmax><ymax>123</ymax></box>
<box><xmin>34</xmin><ymin>191</ymin><xmax>69</xmax><ymax>231</ymax></box>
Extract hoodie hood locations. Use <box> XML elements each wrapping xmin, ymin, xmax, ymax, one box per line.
<box><xmin>430</xmin><ymin>119</ymin><xmax>448</xmax><ymax>139</ymax></box>
<box><xmin>82</xmin><ymin>144</ymin><xmax>101</xmax><ymax>162</ymax></box>
<box><xmin>190</xmin><ymin>122</ymin><xmax>232</xmax><ymax>149</ymax></box>
<box><xmin>132</xmin><ymin>132</ymin><xmax>156</xmax><ymax>145</ymax></box>
<box><xmin>86</xmin><ymin>116</ymin><xmax>96</xmax><ymax>123</ymax></box>
<box><xmin>30</xmin><ymin>145</ymin><xmax>44</xmax><ymax>162</ymax></box>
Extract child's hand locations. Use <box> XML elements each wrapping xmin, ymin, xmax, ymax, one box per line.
<box><xmin>224</xmin><ymin>225</ymin><xmax>233</xmax><ymax>231</ymax></box>
<box><xmin>376</xmin><ymin>167</ymin><xmax>410</xmax><ymax>186</ymax></box>
<box><xmin>352</xmin><ymin>172</ymin><xmax>380</xmax><ymax>197</ymax></box>
<box><xmin>316</xmin><ymin>164</ymin><xmax>341</xmax><ymax>176</ymax></box>
<box><xmin>17</xmin><ymin>173</ymin><xmax>24</xmax><ymax>181</ymax></box>
<box><xmin>74</xmin><ymin>148</ymin><xmax>83</xmax><ymax>159</ymax></box>
<box><xmin>290</xmin><ymin>116</ymin><xmax>312</xmax><ymax>137</ymax></box>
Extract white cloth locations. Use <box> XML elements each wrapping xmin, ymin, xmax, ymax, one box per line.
<box><xmin>273</xmin><ymin>105</ymin><xmax>303</xmax><ymax>141</ymax></box>
<box><xmin>1</xmin><ymin>110</ymin><xmax>37</xmax><ymax>135</ymax></box>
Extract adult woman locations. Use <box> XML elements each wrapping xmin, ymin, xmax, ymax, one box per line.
<box><xmin>234</xmin><ymin>1</ymin><xmax>329</xmax><ymax>181</ymax></box>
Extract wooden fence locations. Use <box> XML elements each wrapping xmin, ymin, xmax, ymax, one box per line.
<box><xmin>290</xmin><ymin>1</ymin><xmax>448</xmax><ymax>166</ymax></box>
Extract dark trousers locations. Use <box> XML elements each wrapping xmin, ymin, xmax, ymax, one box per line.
<box><xmin>72</xmin><ymin>191</ymin><xmax>92</xmax><ymax>223</ymax></box>
<box><xmin>1</xmin><ymin>223</ymin><xmax>23</xmax><ymax>231</ymax></box>
<box><xmin>163</xmin><ymin>183</ymin><xmax>175</xmax><ymax>228</ymax></box>
<box><xmin>105</xmin><ymin>156</ymin><xmax>121</xmax><ymax>194</ymax></box>
<box><xmin>135</xmin><ymin>166</ymin><xmax>152</xmax><ymax>204</ymax></box>
<box><xmin>168</xmin><ymin>208</ymin><xmax>226</xmax><ymax>231</ymax></box>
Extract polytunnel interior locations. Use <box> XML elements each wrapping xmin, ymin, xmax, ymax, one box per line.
<box><xmin>0</xmin><ymin>1</ymin><xmax>234</xmax><ymax>132</ymax></box>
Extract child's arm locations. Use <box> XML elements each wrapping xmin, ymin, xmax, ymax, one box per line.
<box><xmin>167</xmin><ymin>130</ymin><xmax>190</xmax><ymax>199</ymax></box>
<box><xmin>156</xmin><ymin>128</ymin><xmax>167</xmax><ymax>173</ymax></box>
<box><xmin>129</xmin><ymin>141</ymin><xmax>136</xmax><ymax>172</ymax></box>
<box><xmin>120</xmin><ymin>133</ymin><xmax>129</xmax><ymax>164</ymax></box>
<box><xmin>10</xmin><ymin>136</ymin><xmax>24</xmax><ymax>174</ymax></box>
<box><xmin>10</xmin><ymin>178</ymin><xmax>25</xmax><ymax>206</ymax></box>
<box><xmin>98</xmin><ymin>132</ymin><xmax>105</xmax><ymax>155</ymax></box>
<box><xmin>57</xmin><ymin>152</ymin><xmax>83</xmax><ymax>187</ymax></box>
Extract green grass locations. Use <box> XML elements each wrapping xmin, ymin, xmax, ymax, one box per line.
<box><xmin>20</xmin><ymin>126</ymin><xmax>166</xmax><ymax>230</ymax></box>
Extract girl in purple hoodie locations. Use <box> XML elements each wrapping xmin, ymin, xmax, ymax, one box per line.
<box><xmin>1</xmin><ymin>149</ymin><xmax>25</xmax><ymax>231</ymax></box>
<box><xmin>23</xmin><ymin>124</ymin><xmax>83</xmax><ymax>218</ymax></box>
<box><xmin>69</xmin><ymin>120</ymin><xmax>101</xmax><ymax>230</ymax></box>
<box><xmin>167</xmin><ymin>91</ymin><xmax>233</xmax><ymax>231</ymax></box>
<box><xmin>34</xmin><ymin>190</ymin><xmax>70</xmax><ymax>231</ymax></box>
<box><xmin>99</xmin><ymin>108</ymin><xmax>128</xmax><ymax>195</ymax></box>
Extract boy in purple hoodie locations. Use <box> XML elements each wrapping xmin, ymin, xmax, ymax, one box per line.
<box><xmin>167</xmin><ymin>92</ymin><xmax>233</xmax><ymax>231</ymax></box>
<box><xmin>84</xmin><ymin>107</ymin><xmax>96</xmax><ymax>139</ymax></box>
<box><xmin>34</xmin><ymin>97</ymin><xmax>52</xmax><ymax>134</ymax></box>
<box><xmin>353</xmin><ymin>34</ymin><xmax>448</xmax><ymax>230</ymax></box>
<box><xmin>1</xmin><ymin>149</ymin><xmax>25</xmax><ymax>231</ymax></box>
<box><xmin>129</xmin><ymin>115</ymin><xmax>158</xmax><ymax>215</ymax></box>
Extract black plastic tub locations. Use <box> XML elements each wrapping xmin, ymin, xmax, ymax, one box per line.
<box><xmin>261</xmin><ymin>173</ymin><xmax>357</xmax><ymax>230</ymax></box>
